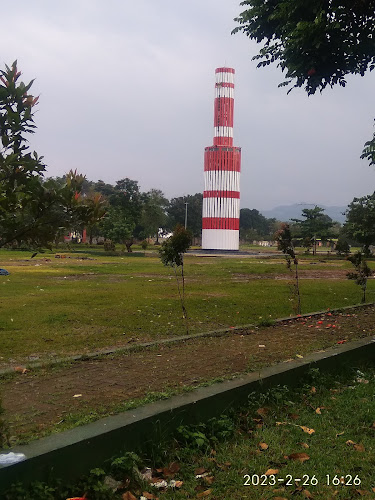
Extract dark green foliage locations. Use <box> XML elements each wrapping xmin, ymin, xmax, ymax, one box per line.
<box><xmin>159</xmin><ymin>224</ymin><xmax>192</xmax><ymax>268</ymax></box>
<box><xmin>159</xmin><ymin>225</ymin><xmax>192</xmax><ymax>332</ymax></box>
<box><xmin>233</xmin><ymin>0</ymin><xmax>375</xmax><ymax>95</ymax></box>
<box><xmin>140</xmin><ymin>189</ymin><xmax>168</xmax><ymax>241</ymax></box>
<box><xmin>335</xmin><ymin>238</ymin><xmax>350</xmax><ymax>256</ymax></box>
<box><xmin>347</xmin><ymin>251</ymin><xmax>372</xmax><ymax>303</ymax></box>
<box><xmin>110</xmin><ymin>452</ymin><xmax>142</xmax><ymax>479</ymax></box>
<box><xmin>275</xmin><ymin>223</ymin><xmax>301</xmax><ymax>314</ymax></box>
<box><xmin>292</xmin><ymin>206</ymin><xmax>333</xmax><ymax>255</ymax></box>
<box><xmin>233</xmin><ymin>1</ymin><xmax>375</xmax><ymax>165</ymax></box>
<box><xmin>239</xmin><ymin>208</ymin><xmax>277</xmax><ymax>240</ymax></box>
<box><xmin>101</xmin><ymin>206</ymin><xmax>134</xmax><ymax>244</ymax></box>
<box><xmin>166</xmin><ymin>193</ymin><xmax>203</xmax><ymax>238</ymax></box>
<box><xmin>0</xmin><ymin>62</ymin><xmax>102</xmax><ymax>249</ymax></box>
<box><xmin>344</xmin><ymin>192</ymin><xmax>375</xmax><ymax>255</ymax></box>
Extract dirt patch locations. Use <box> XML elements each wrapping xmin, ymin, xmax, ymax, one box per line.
<box><xmin>1</xmin><ymin>305</ymin><xmax>374</xmax><ymax>443</ymax></box>
<box><xmin>232</xmin><ymin>269</ymin><xmax>353</xmax><ymax>281</ymax></box>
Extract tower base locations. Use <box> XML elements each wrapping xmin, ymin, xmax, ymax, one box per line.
<box><xmin>202</xmin><ymin>229</ymin><xmax>239</xmax><ymax>251</ymax></box>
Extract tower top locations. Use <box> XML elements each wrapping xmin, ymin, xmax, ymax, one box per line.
<box><xmin>215</xmin><ymin>67</ymin><xmax>235</xmax><ymax>74</ymax></box>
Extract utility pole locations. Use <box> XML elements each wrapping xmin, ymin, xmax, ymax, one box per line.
<box><xmin>184</xmin><ymin>202</ymin><xmax>188</xmax><ymax>229</ymax></box>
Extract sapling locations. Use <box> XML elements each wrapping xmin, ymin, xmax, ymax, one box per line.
<box><xmin>275</xmin><ymin>223</ymin><xmax>301</xmax><ymax>315</ymax></box>
<box><xmin>159</xmin><ymin>225</ymin><xmax>192</xmax><ymax>334</ymax></box>
<box><xmin>347</xmin><ymin>251</ymin><xmax>372</xmax><ymax>303</ymax></box>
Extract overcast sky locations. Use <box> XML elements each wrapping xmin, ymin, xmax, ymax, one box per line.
<box><xmin>3</xmin><ymin>0</ymin><xmax>375</xmax><ymax>211</ymax></box>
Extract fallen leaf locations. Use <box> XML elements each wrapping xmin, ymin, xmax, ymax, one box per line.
<box><xmin>288</xmin><ymin>453</ymin><xmax>310</xmax><ymax>463</ymax></box>
<box><xmin>14</xmin><ymin>366</ymin><xmax>28</xmax><ymax>374</ymax></box>
<box><xmin>142</xmin><ymin>493</ymin><xmax>158</xmax><ymax>500</ymax></box>
<box><xmin>370</xmin><ymin>423</ymin><xmax>375</xmax><ymax>429</ymax></box>
<box><xmin>354</xmin><ymin>443</ymin><xmax>365</xmax><ymax>452</ymax></box>
<box><xmin>264</xmin><ymin>468</ymin><xmax>279</xmax><ymax>475</ymax></box>
<box><xmin>336</xmin><ymin>431</ymin><xmax>344</xmax><ymax>437</ymax></box>
<box><xmin>203</xmin><ymin>476</ymin><xmax>215</xmax><ymax>485</ymax></box>
<box><xmin>122</xmin><ymin>493</ymin><xmax>137</xmax><ymax>500</ymax></box>
<box><xmin>300</xmin><ymin>426</ymin><xmax>315</xmax><ymax>435</ymax></box>
<box><xmin>273</xmin><ymin>488</ymin><xmax>285</xmax><ymax>493</ymax></box>
<box><xmin>73</xmin><ymin>394</ymin><xmax>82</xmax><ymax>398</ymax></box>
<box><xmin>195</xmin><ymin>467</ymin><xmax>208</xmax><ymax>476</ymax></box>
<box><xmin>163</xmin><ymin>462</ymin><xmax>180</xmax><ymax>476</ymax></box>
<box><xmin>256</xmin><ymin>407</ymin><xmax>269</xmax><ymax>416</ymax></box>
<box><xmin>356</xmin><ymin>490</ymin><xmax>370</xmax><ymax>496</ymax></box>
<box><xmin>196</xmin><ymin>489</ymin><xmax>212</xmax><ymax>498</ymax></box>
<box><xmin>273</xmin><ymin>497</ymin><xmax>288</xmax><ymax>500</ymax></box>
<box><xmin>276</xmin><ymin>421</ymin><xmax>288</xmax><ymax>426</ymax></box>
<box><xmin>356</xmin><ymin>378</ymin><xmax>369</xmax><ymax>384</ymax></box>
<box><xmin>168</xmin><ymin>480</ymin><xmax>183</xmax><ymax>488</ymax></box>
<box><xmin>258</xmin><ymin>442</ymin><xmax>269</xmax><ymax>450</ymax></box>
<box><xmin>310</xmin><ymin>387</ymin><xmax>316</xmax><ymax>394</ymax></box>
<box><xmin>346</xmin><ymin>440</ymin><xmax>356</xmax><ymax>446</ymax></box>
<box><xmin>296</xmin><ymin>354</ymin><xmax>304</xmax><ymax>358</ymax></box>
<box><xmin>258</xmin><ymin>344</ymin><xmax>266</xmax><ymax>348</ymax></box>
<box><xmin>303</xmin><ymin>489</ymin><xmax>313</xmax><ymax>498</ymax></box>
<box><xmin>315</xmin><ymin>406</ymin><xmax>326</xmax><ymax>414</ymax></box>
<box><xmin>299</xmin><ymin>442</ymin><xmax>310</xmax><ymax>449</ymax></box>
<box><xmin>289</xmin><ymin>413</ymin><xmax>299</xmax><ymax>420</ymax></box>
<box><xmin>216</xmin><ymin>461</ymin><xmax>231</xmax><ymax>470</ymax></box>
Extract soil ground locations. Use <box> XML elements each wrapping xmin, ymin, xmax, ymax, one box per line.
<box><xmin>1</xmin><ymin>304</ymin><xmax>375</xmax><ymax>444</ymax></box>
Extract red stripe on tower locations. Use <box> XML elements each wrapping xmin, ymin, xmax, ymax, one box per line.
<box><xmin>202</xmin><ymin>68</ymin><xmax>242</xmax><ymax>251</ymax></box>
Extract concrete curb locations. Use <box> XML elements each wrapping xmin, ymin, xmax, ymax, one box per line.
<box><xmin>0</xmin><ymin>302</ymin><xmax>374</xmax><ymax>377</ymax></box>
<box><xmin>1</xmin><ymin>334</ymin><xmax>375</xmax><ymax>494</ymax></box>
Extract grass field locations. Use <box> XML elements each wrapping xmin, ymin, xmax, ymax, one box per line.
<box><xmin>0</xmin><ymin>246</ymin><xmax>373</xmax><ymax>363</ymax></box>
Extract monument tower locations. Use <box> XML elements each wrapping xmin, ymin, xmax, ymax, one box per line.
<box><xmin>202</xmin><ymin>67</ymin><xmax>241</xmax><ymax>250</ymax></box>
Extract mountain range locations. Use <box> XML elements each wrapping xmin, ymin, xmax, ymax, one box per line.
<box><xmin>261</xmin><ymin>203</ymin><xmax>347</xmax><ymax>224</ymax></box>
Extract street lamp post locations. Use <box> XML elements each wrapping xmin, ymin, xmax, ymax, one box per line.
<box><xmin>184</xmin><ymin>202</ymin><xmax>188</xmax><ymax>229</ymax></box>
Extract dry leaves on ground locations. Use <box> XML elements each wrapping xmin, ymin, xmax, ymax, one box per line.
<box><xmin>287</xmin><ymin>452</ymin><xmax>310</xmax><ymax>463</ymax></box>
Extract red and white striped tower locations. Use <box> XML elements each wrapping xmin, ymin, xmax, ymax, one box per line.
<box><xmin>202</xmin><ymin>67</ymin><xmax>241</xmax><ymax>250</ymax></box>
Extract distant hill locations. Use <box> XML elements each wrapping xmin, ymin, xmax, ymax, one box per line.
<box><xmin>262</xmin><ymin>203</ymin><xmax>347</xmax><ymax>224</ymax></box>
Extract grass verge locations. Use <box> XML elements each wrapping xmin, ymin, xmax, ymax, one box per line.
<box><xmin>5</xmin><ymin>361</ymin><xmax>375</xmax><ymax>499</ymax></box>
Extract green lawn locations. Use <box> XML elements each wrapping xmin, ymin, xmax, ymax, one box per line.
<box><xmin>0</xmin><ymin>247</ymin><xmax>373</xmax><ymax>362</ymax></box>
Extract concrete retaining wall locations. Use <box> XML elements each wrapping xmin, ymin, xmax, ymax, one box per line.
<box><xmin>0</xmin><ymin>336</ymin><xmax>374</xmax><ymax>494</ymax></box>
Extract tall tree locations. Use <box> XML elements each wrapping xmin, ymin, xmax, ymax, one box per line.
<box><xmin>292</xmin><ymin>206</ymin><xmax>333</xmax><ymax>255</ymax></box>
<box><xmin>0</xmin><ymin>62</ymin><xmax>93</xmax><ymax>249</ymax></box>
<box><xmin>240</xmin><ymin>208</ymin><xmax>275</xmax><ymax>240</ymax></box>
<box><xmin>344</xmin><ymin>192</ymin><xmax>375</xmax><ymax>255</ymax></box>
<box><xmin>167</xmin><ymin>193</ymin><xmax>203</xmax><ymax>238</ymax></box>
<box><xmin>140</xmin><ymin>189</ymin><xmax>168</xmax><ymax>242</ymax></box>
<box><xmin>233</xmin><ymin>0</ymin><xmax>375</xmax><ymax>163</ymax></box>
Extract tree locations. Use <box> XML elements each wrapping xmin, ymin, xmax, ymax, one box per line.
<box><xmin>239</xmin><ymin>208</ymin><xmax>275</xmax><ymax>240</ymax></box>
<box><xmin>110</xmin><ymin>178</ymin><xmax>143</xmax><ymax>226</ymax></box>
<box><xmin>140</xmin><ymin>189</ymin><xmax>168</xmax><ymax>243</ymax></box>
<box><xmin>347</xmin><ymin>251</ymin><xmax>372</xmax><ymax>303</ymax></box>
<box><xmin>167</xmin><ymin>193</ymin><xmax>203</xmax><ymax>238</ymax></box>
<box><xmin>292</xmin><ymin>206</ymin><xmax>333</xmax><ymax>255</ymax></box>
<box><xmin>233</xmin><ymin>0</ymin><xmax>375</xmax><ymax>162</ymax></box>
<box><xmin>159</xmin><ymin>224</ymin><xmax>192</xmax><ymax>334</ymax></box>
<box><xmin>344</xmin><ymin>192</ymin><xmax>375</xmax><ymax>255</ymax></box>
<box><xmin>100</xmin><ymin>206</ymin><xmax>134</xmax><ymax>247</ymax></box>
<box><xmin>275</xmin><ymin>223</ymin><xmax>301</xmax><ymax>315</ymax></box>
<box><xmin>0</xmin><ymin>62</ymin><xmax>95</xmax><ymax>249</ymax></box>
<box><xmin>84</xmin><ymin>191</ymin><xmax>108</xmax><ymax>244</ymax></box>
